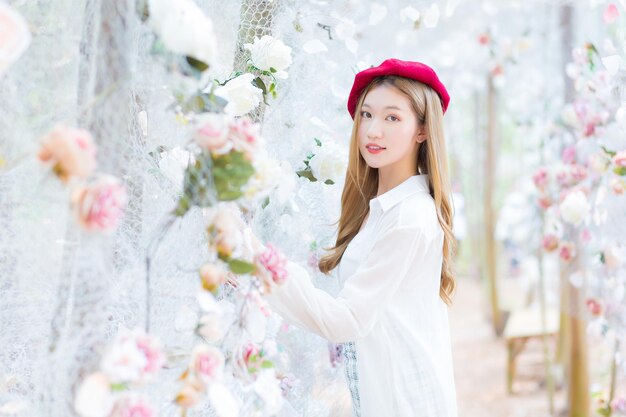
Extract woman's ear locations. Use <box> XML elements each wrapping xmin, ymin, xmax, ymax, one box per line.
<box><xmin>415</xmin><ymin>126</ymin><xmax>427</xmax><ymax>143</ymax></box>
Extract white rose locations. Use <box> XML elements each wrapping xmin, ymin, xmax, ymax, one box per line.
<box><xmin>197</xmin><ymin>313</ymin><xmax>224</xmax><ymax>342</ymax></box>
<box><xmin>243</xmin><ymin>150</ymin><xmax>282</xmax><ymax>201</ymax></box>
<box><xmin>588</xmin><ymin>153</ymin><xmax>610</xmax><ymax>173</ymax></box>
<box><xmin>148</xmin><ymin>0</ymin><xmax>217</xmax><ymax>65</ymax></box>
<box><xmin>74</xmin><ymin>373</ymin><xmax>114</xmax><ymax>417</ymax></box>
<box><xmin>208</xmin><ymin>383</ymin><xmax>239</xmax><ymax>417</ymax></box>
<box><xmin>253</xmin><ymin>369</ymin><xmax>284</xmax><ymax>415</ymax></box>
<box><xmin>100</xmin><ymin>339</ymin><xmax>147</xmax><ymax>384</ymax></box>
<box><xmin>244</xmin><ymin>35</ymin><xmax>292</xmax><ymax>78</ymax></box>
<box><xmin>308</xmin><ymin>141</ymin><xmax>347</xmax><ymax>183</ymax></box>
<box><xmin>214</xmin><ymin>73</ymin><xmax>263</xmax><ymax>117</ymax></box>
<box><xmin>559</xmin><ymin>190</ymin><xmax>590</xmax><ymax>226</ymax></box>
<box><xmin>158</xmin><ymin>147</ymin><xmax>193</xmax><ymax>190</ymax></box>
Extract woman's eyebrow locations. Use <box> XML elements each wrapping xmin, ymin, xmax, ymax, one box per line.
<box><xmin>361</xmin><ymin>103</ymin><xmax>404</xmax><ymax>111</ymax></box>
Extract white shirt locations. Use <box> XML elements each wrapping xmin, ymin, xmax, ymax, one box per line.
<box><xmin>266</xmin><ymin>174</ymin><xmax>458</xmax><ymax>417</ymax></box>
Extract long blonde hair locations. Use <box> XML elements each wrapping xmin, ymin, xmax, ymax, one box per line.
<box><xmin>318</xmin><ymin>75</ymin><xmax>457</xmax><ymax>305</ymax></box>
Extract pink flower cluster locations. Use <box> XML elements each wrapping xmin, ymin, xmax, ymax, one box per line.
<box><xmin>532</xmin><ymin>168</ymin><xmax>548</xmax><ymax>190</ymax></box>
<box><xmin>257</xmin><ymin>243</ymin><xmax>288</xmax><ymax>286</ymax></box>
<box><xmin>194</xmin><ymin>114</ymin><xmax>261</xmax><ymax>159</ymax></box>
<box><xmin>573</xmin><ymin>100</ymin><xmax>609</xmax><ymax>137</ymax></box>
<box><xmin>614</xmin><ymin>150</ymin><xmax>626</xmax><ymax>168</ymax></box>
<box><xmin>100</xmin><ymin>328</ymin><xmax>166</xmax><ymax>385</ymax></box>
<box><xmin>38</xmin><ymin>124</ymin><xmax>128</xmax><ymax>233</ymax></box>
<box><xmin>71</xmin><ymin>175</ymin><xmax>128</xmax><ymax>232</ymax></box>
<box><xmin>541</xmin><ymin>235</ymin><xmax>577</xmax><ymax>262</ymax></box>
<box><xmin>175</xmin><ymin>345</ymin><xmax>225</xmax><ymax>409</ymax></box>
<box><xmin>110</xmin><ymin>395</ymin><xmax>155</xmax><ymax>417</ymax></box>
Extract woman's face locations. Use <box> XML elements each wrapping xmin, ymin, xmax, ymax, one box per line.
<box><xmin>357</xmin><ymin>84</ymin><xmax>424</xmax><ymax>171</ymax></box>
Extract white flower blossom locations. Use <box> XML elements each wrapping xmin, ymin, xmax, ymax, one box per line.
<box><xmin>308</xmin><ymin>140</ymin><xmax>347</xmax><ymax>184</ymax></box>
<box><xmin>74</xmin><ymin>373</ymin><xmax>114</xmax><ymax>417</ymax></box>
<box><xmin>559</xmin><ymin>190</ymin><xmax>590</xmax><ymax>226</ymax></box>
<box><xmin>214</xmin><ymin>73</ymin><xmax>263</xmax><ymax>117</ymax></box>
<box><xmin>148</xmin><ymin>0</ymin><xmax>217</xmax><ymax>65</ymax></box>
<box><xmin>244</xmin><ymin>35</ymin><xmax>292</xmax><ymax>78</ymax></box>
<box><xmin>253</xmin><ymin>369</ymin><xmax>284</xmax><ymax>414</ymax></box>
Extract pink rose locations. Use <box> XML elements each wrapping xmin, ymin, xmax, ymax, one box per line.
<box><xmin>556</xmin><ymin>170</ymin><xmax>570</xmax><ymax>187</ymax></box>
<box><xmin>71</xmin><ymin>175</ymin><xmax>127</xmax><ymax>232</ymax></box>
<box><xmin>110</xmin><ymin>395</ymin><xmax>154</xmax><ymax>417</ymax></box>
<box><xmin>559</xmin><ymin>242</ymin><xmax>575</xmax><ymax>262</ymax></box>
<box><xmin>241</xmin><ymin>342</ymin><xmax>264</xmax><ymax>373</ymax></box>
<box><xmin>532</xmin><ymin>168</ymin><xmax>548</xmax><ymax>190</ymax></box>
<box><xmin>613</xmin><ymin>150</ymin><xmax>626</xmax><ymax>167</ymax></box>
<box><xmin>541</xmin><ymin>234</ymin><xmax>559</xmax><ymax>252</ymax></box>
<box><xmin>537</xmin><ymin>196</ymin><xmax>552</xmax><ymax>210</ymax></box>
<box><xmin>570</xmin><ymin>165</ymin><xmax>587</xmax><ymax>183</ymax></box>
<box><xmin>229</xmin><ymin>117</ymin><xmax>261</xmax><ymax>159</ymax></box>
<box><xmin>100</xmin><ymin>328</ymin><xmax>165</xmax><ymax>385</ymax></box>
<box><xmin>562</xmin><ymin>145</ymin><xmax>577</xmax><ymax>165</ymax></box>
<box><xmin>604</xmin><ymin>4</ymin><xmax>620</xmax><ymax>24</ymax></box>
<box><xmin>135</xmin><ymin>333</ymin><xmax>166</xmax><ymax>382</ymax></box>
<box><xmin>585</xmin><ymin>298</ymin><xmax>602</xmax><ymax>316</ymax></box>
<box><xmin>191</xmin><ymin>345</ymin><xmax>224</xmax><ymax>385</ymax></box>
<box><xmin>477</xmin><ymin>33</ymin><xmax>490</xmax><ymax>45</ymax></box>
<box><xmin>38</xmin><ymin>124</ymin><xmax>97</xmax><ymax>183</ymax></box>
<box><xmin>194</xmin><ymin>113</ymin><xmax>231</xmax><ymax>153</ymax></box>
<box><xmin>257</xmin><ymin>243</ymin><xmax>288</xmax><ymax>285</ymax></box>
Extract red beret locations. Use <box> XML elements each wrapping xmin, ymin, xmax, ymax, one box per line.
<box><xmin>347</xmin><ymin>58</ymin><xmax>450</xmax><ymax>119</ymax></box>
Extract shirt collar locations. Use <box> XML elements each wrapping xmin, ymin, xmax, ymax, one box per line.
<box><xmin>369</xmin><ymin>174</ymin><xmax>430</xmax><ymax>212</ymax></box>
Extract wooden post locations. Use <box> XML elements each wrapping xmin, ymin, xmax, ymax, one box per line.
<box><xmin>484</xmin><ymin>74</ymin><xmax>503</xmax><ymax>336</ymax></box>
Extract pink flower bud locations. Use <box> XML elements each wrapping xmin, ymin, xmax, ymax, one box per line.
<box><xmin>38</xmin><ymin>124</ymin><xmax>97</xmax><ymax>183</ymax></box>
<box><xmin>542</xmin><ymin>234</ymin><xmax>559</xmax><ymax>252</ymax></box>
<box><xmin>604</xmin><ymin>4</ymin><xmax>620</xmax><ymax>24</ymax></box>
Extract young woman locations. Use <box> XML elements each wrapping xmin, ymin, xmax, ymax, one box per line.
<box><xmin>255</xmin><ymin>58</ymin><xmax>457</xmax><ymax>417</ymax></box>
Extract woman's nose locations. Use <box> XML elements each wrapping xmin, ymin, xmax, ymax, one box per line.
<box><xmin>366</xmin><ymin>119</ymin><xmax>383</xmax><ymax>138</ymax></box>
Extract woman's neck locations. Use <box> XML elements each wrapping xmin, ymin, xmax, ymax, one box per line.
<box><xmin>376</xmin><ymin>169</ymin><xmax>418</xmax><ymax>196</ymax></box>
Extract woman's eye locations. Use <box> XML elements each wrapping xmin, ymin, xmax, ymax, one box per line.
<box><xmin>360</xmin><ymin>111</ymin><xmax>371</xmax><ymax>118</ymax></box>
<box><xmin>386</xmin><ymin>115</ymin><xmax>399</xmax><ymax>122</ymax></box>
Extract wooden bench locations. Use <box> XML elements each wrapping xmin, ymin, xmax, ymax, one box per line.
<box><xmin>503</xmin><ymin>307</ymin><xmax>559</xmax><ymax>393</ymax></box>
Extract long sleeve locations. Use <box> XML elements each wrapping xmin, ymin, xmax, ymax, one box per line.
<box><xmin>264</xmin><ymin>226</ymin><xmax>431</xmax><ymax>343</ymax></box>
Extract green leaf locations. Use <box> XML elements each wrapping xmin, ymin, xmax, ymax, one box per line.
<box><xmin>174</xmin><ymin>195</ymin><xmax>191</xmax><ymax>217</ymax></box>
<box><xmin>228</xmin><ymin>258</ymin><xmax>256</xmax><ymax>274</ymax></box>
<box><xmin>601</xmin><ymin>145</ymin><xmax>617</xmax><ymax>157</ymax></box>
<box><xmin>296</xmin><ymin>168</ymin><xmax>317</xmax><ymax>182</ymax></box>
<box><xmin>614</xmin><ymin>166</ymin><xmax>626</xmax><ymax>176</ymax></box>
<box><xmin>261</xmin><ymin>196</ymin><xmax>270</xmax><ymax>209</ymax></box>
<box><xmin>314</xmin><ymin>138</ymin><xmax>322</xmax><ymax>147</ymax></box>
<box><xmin>324</xmin><ymin>179</ymin><xmax>335</xmax><ymax>185</ymax></box>
<box><xmin>261</xmin><ymin>360</ymin><xmax>274</xmax><ymax>369</ymax></box>
<box><xmin>253</xmin><ymin>77</ymin><xmax>267</xmax><ymax>95</ymax></box>
<box><xmin>269</xmin><ymin>83</ymin><xmax>276</xmax><ymax>93</ymax></box>
<box><xmin>110</xmin><ymin>383</ymin><xmax>127</xmax><ymax>392</ymax></box>
<box><xmin>211</xmin><ymin>151</ymin><xmax>255</xmax><ymax>201</ymax></box>
<box><xmin>269</xmin><ymin>67</ymin><xmax>277</xmax><ymax>73</ymax></box>
<box><xmin>186</xmin><ymin>56</ymin><xmax>209</xmax><ymax>72</ymax></box>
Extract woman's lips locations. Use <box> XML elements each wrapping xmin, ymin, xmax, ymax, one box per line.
<box><xmin>366</xmin><ymin>144</ymin><xmax>385</xmax><ymax>154</ymax></box>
